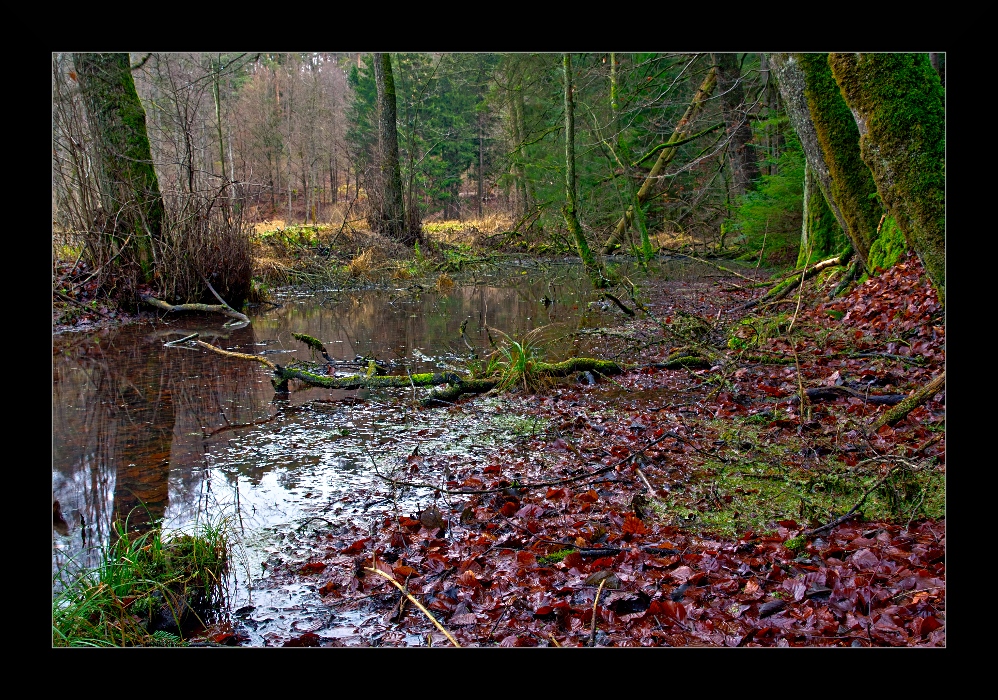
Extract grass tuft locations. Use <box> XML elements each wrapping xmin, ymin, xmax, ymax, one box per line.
<box><xmin>53</xmin><ymin>514</ymin><xmax>230</xmax><ymax>647</ymax></box>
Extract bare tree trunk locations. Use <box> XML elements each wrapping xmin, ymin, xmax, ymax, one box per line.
<box><xmin>514</xmin><ymin>78</ymin><xmax>533</xmax><ymax>215</ymax></box>
<box><xmin>478</xmin><ymin>111</ymin><xmax>484</xmax><ymax>219</ymax></box>
<box><xmin>712</xmin><ymin>53</ymin><xmax>759</xmax><ymax>197</ymax></box>
<box><xmin>212</xmin><ymin>55</ymin><xmax>230</xmax><ymax>220</ymax></box>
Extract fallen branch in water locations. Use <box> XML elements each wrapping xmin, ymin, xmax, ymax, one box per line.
<box><xmin>193</xmin><ymin>339</ymin><xmax>277</xmax><ymax>370</ymax></box>
<box><xmin>142</xmin><ymin>295</ymin><xmax>250</xmax><ymax>326</ymax></box>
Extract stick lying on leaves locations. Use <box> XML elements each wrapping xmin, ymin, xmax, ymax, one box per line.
<box><xmin>365</xmin><ymin>567</ymin><xmax>461</xmax><ymax>648</ymax></box>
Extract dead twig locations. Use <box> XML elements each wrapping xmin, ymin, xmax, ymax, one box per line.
<box><xmin>589</xmin><ymin>579</ymin><xmax>607</xmax><ymax>647</ymax></box>
<box><xmin>365</xmin><ymin>567</ymin><xmax>461</xmax><ymax>648</ymax></box>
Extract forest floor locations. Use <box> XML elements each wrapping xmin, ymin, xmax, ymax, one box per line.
<box><xmin>199</xmin><ymin>245</ymin><xmax>945</xmax><ymax>648</ymax></box>
<box><xmin>51</xmin><ymin>221</ymin><xmax>946</xmax><ymax>647</ymax></box>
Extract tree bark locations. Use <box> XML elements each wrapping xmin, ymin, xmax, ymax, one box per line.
<box><xmin>562</xmin><ymin>54</ymin><xmax>605</xmax><ymax>287</ymax></box>
<box><xmin>712</xmin><ymin>53</ymin><xmax>759</xmax><ymax>197</ymax></box>
<box><xmin>767</xmin><ymin>53</ymin><xmax>882</xmax><ymax>269</ymax></box>
<box><xmin>797</xmin><ymin>161</ymin><xmax>845</xmax><ymax>267</ymax></box>
<box><xmin>872</xmin><ymin>371</ymin><xmax>944</xmax><ymax>430</ymax></box>
<box><xmin>73</xmin><ymin>52</ymin><xmax>166</xmax><ymax>284</ymax></box>
<box><xmin>373</xmin><ymin>53</ymin><xmax>415</xmax><ymax>244</ymax></box>
<box><xmin>828</xmin><ymin>53</ymin><xmax>946</xmax><ymax>305</ymax></box>
<box><xmin>602</xmin><ymin>65</ymin><xmax>718</xmax><ymax>254</ymax></box>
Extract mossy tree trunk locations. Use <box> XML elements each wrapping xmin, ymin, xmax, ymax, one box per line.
<box><xmin>768</xmin><ymin>53</ymin><xmax>881</xmax><ymax>268</ymax></box>
<box><xmin>73</xmin><ymin>52</ymin><xmax>166</xmax><ymax>285</ymax></box>
<box><xmin>828</xmin><ymin>53</ymin><xmax>946</xmax><ymax>305</ymax></box>
<box><xmin>373</xmin><ymin>53</ymin><xmax>418</xmax><ymax>245</ymax></box>
<box><xmin>798</xmin><ymin>162</ymin><xmax>848</xmax><ymax>267</ymax></box>
<box><xmin>562</xmin><ymin>53</ymin><xmax>606</xmax><ymax>288</ymax></box>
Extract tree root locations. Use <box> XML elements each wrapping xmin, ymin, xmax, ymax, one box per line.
<box><xmin>739</xmin><ymin>250</ymin><xmax>852</xmax><ymax>310</ymax></box>
<box><xmin>790</xmin><ymin>385</ymin><xmax>907</xmax><ymax>406</ymax></box>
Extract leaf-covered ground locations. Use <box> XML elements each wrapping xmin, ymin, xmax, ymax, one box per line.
<box><xmin>220</xmin><ymin>253</ymin><xmax>945</xmax><ymax>647</ymax></box>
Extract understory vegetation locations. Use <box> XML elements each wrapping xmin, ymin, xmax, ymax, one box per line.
<box><xmin>53</xmin><ymin>516</ymin><xmax>229</xmax><ymax>647</ymax></box>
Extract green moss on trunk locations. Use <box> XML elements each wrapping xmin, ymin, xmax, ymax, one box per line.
<box><xmin>829</xmin><ymin>53</ymin><xmax>945</xmax><ymax>304</ymax></box>
<box><xmin>796</xmin><ymin>53</ymin><xmax>882</xmax><ymax>266</ymax></box>
<box><xmin>73</xmin><ymin>53</ymin><xmax>165</xmax><ymax>285</ymax></box>
<box><xmin>865</xmin><ymin>215</ymin><xmax>908</xmax><ymax>274</ymax></box>
<box><xmin>798</xmin><ymin>162</ymin><xmax>849</xmax><ymax>267</ymax></box>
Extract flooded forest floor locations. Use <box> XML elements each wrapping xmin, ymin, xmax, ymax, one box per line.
<box><xmin>215</xmin><ymin>251</ymin><xmax>944</xmax><ymax>648</ymax></box>
<box><xmin>53</xmin><ymin>227</ymin><xmax>945</xmax><ymax>647</ymax></box>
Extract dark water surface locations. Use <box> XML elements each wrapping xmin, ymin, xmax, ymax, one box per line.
<box><xmin>52</xmin><ymin>262</ymin><xmax>630</xmax><ymax>644</ymax></box>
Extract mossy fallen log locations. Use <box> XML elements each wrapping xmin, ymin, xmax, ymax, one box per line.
<box><xmin>647</xmin><ymin>347</ymin><xmax>715</xmax><ymax>370</ymax></box>
<box><xmin>531</xmin><ymin>358</ymin><xmax>622</xmax><ymax>378</ymax></box>
<box><xmin>872</xmin><ymin>371</ymin><xmax>944</xmax><ymax>430</ymax></box>
<box><xmin>422</xmin><ymin>378</ymin><xmax>501</xmax><ymax>406</ymax></box>
<box><xmin>272</xmin><ymin>357</ymin><xmax>623</xmax><ymax>401</ymax></box>
<box><xmin>272</xmin><ymin>367</ymin><xmax>462</xmax><ymax>393</ymax></box>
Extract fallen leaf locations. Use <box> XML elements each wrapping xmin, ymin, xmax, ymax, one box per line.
<box><xmin>670</xmin><ymin>565</ymin><xmax>694</xmax><ymax>583</ymax></box>
<box><xmin>340</xmin><ymin>539</ymin><xmax>368</xmax><ymax>554</ymax></box>
<box><xmin>758</xmin><ymin>598</ymin><xmax>786</xmax><ymax>617</ymax></box>
<box><xmin>622</xmin><ymin>515</ymin><xmax>648</xmax><ymax>535</ymax></box>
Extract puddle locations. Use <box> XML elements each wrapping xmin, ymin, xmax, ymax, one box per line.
<box><xmin>52</xmin><ymin>262</ymin><xmax>624</xmax><ymax>644</ymax></box>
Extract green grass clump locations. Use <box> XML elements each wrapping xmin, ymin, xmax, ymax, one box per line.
<box><xmin>538</xmin><ymin>549</ymin><xmax>575</xmax><ymax>565</ymax></box>
<box><xmin>53</xmin><ymin>515</ymin><xmax>230</xmax><ymax>647</ymax></box>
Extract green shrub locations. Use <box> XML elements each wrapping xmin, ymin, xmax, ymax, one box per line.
<box><xmin>729</xmin><ymin>126</ymin><xmax>805</xmax><ymax>267</ymax></box>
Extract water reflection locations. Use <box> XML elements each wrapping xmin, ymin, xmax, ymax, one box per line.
<box><xmin>53</xmin><ymin>321</ymin><xmax>269</xmax><ymax>574</ymax></box>
<box><xmin>53</xmin><ymin>266</ymin><xmax>611</xmax><ymax>588</ymax></box>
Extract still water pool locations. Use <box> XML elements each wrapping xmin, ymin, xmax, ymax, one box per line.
<box><xmin>52</xmin><ymin>262</ymin><xmax>623</xmax><ymax>644</ymax></box>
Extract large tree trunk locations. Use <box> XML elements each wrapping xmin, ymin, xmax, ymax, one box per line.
<box><xmin>73</xmin><ymin>52</ymin><xmax>166</xmax><ymax>285</ymax></box>
<box><xmin>767</xmin><ymin>53</ymin><xmax>882</xmax><ymax>268</ymax></box>
<box><xmin>602</xmin><ymin>65</ymin><xmax>717</xmax><ymax>254</ymax></box>
<box><xmin>373</xmin><ymin>53</ymin><xmax>417</xmax><ymax>244</ymax></box>
<box><xmin>562</xmin><ymin>54</ymin><xmax>605</xmax><ymax>288</ymax></box>
<box><xmin>798</xmin><ymin>161</ymin><xmax>847</xmax><ymax>267</ymax></box>
<box><xmin>712</xmin><ymin>53</ymin><xmax>759</xmax><ymax>197</ymax></box>
<box><xmin>828</xmin><ymin>53</ymin><xmax>946</xmax><ymax>305</ymax></box>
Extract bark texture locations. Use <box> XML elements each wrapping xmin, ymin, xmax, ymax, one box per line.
<box><xmin>828</xmin><ymin>53</ymin><xmax>945</xmax><ymax>304</ymax></box>
<box><xmin>373</xmin><ymin>53</ymin><xmax>415</xmax><ymax>244</ymax></box>
<box><xmin>73</xmin><ymin>52</ymin><xmax>165</xmax><ymax>284</ymax></box>
<box><xmin>768</xmin><ymin>53</ymin><xmax>881</xmax><ymax>267</ymax></box>
<box><xmin>712</xmin><ymin>53</ymin><xmax>759</xmax><ymax>197</ymax></box>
